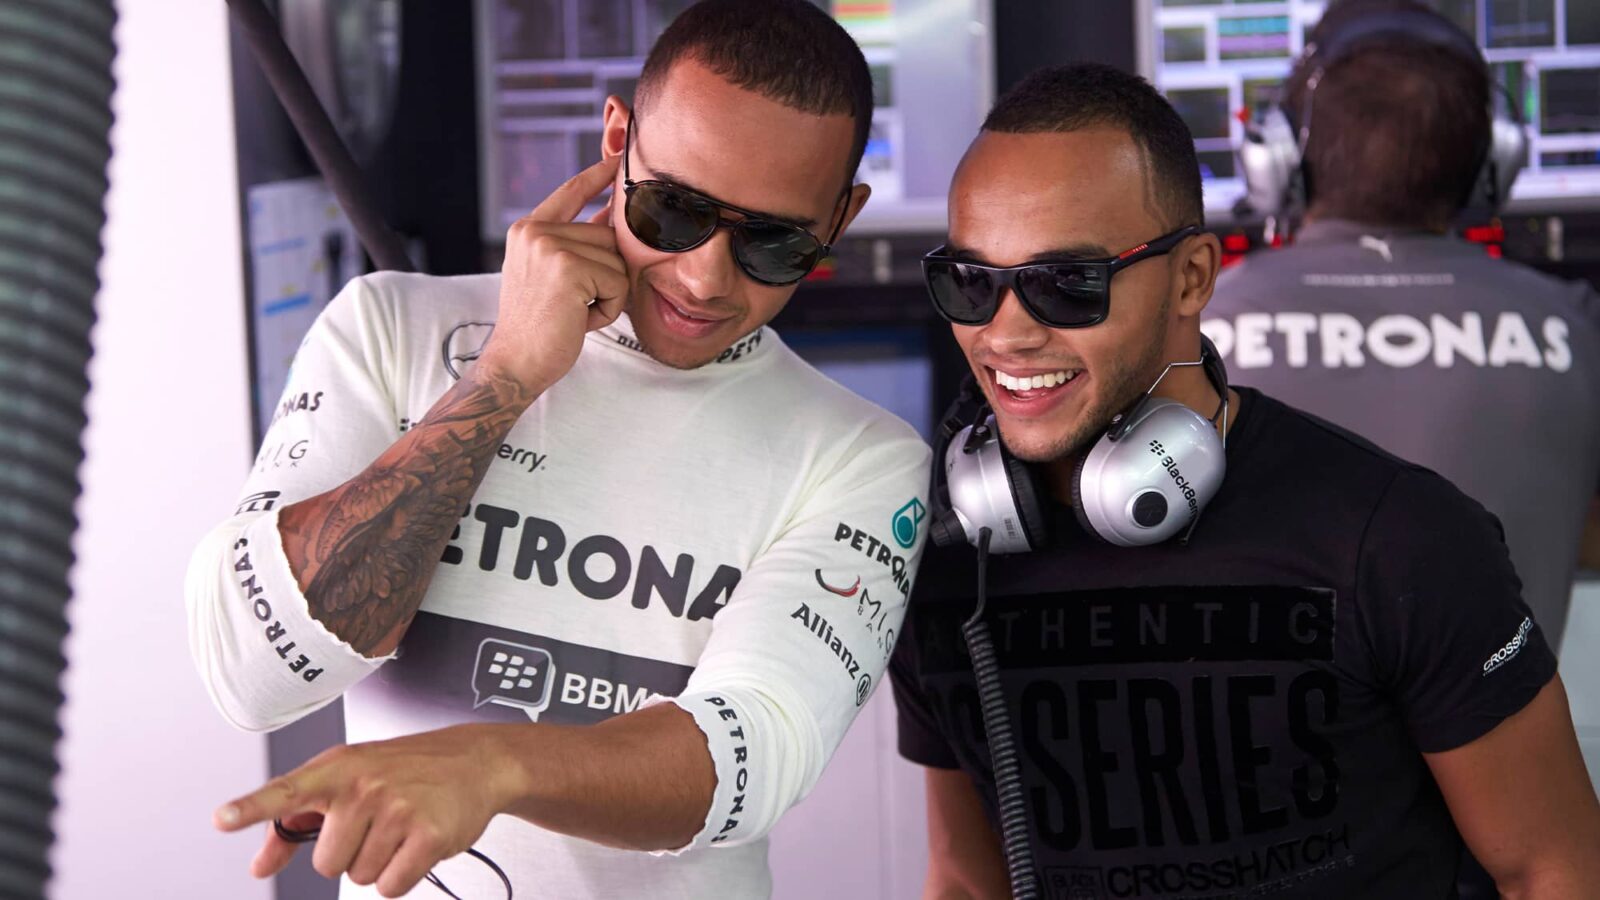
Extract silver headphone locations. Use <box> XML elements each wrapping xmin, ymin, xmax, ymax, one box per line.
<box><xmin>1237</xmin><ymin>7</ymin><xmax>1529</xmax><ymax>220</ymax></box>
<box><xmin>929</xmin><ymin>336</ymin><xmax>1231</xmax><ymax>553</ymax></box>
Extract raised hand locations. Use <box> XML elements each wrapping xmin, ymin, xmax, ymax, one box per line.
<box><xmin>478</xmin><ymin>153</ymin><xmax>629</xmax><ymax>393</ymax></box>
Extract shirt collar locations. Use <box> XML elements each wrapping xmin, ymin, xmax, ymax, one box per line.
<box><xmin>596</xmin><ymin>312</ymin><xmax>771</xmax><ymax>367</ymax></box>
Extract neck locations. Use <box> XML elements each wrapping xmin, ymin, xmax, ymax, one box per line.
<box><xmin>1043</xmin><ymin>367</ymin><xmax>1237</xmax><ymax>507</ymax></box>
<box><xmin>1304</xmin><ymin>207</ymin><xmax>1451</xmax><ymax>235</ymax></box>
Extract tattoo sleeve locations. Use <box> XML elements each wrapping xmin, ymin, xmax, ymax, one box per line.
<box><xmin>277</xmin><ymin>367</ymin><xmax>533</xmax><ymax>656</ymax></box>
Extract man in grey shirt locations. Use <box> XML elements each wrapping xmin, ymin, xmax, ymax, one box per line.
<box><xmin>1206</xmin><ymin>0</ymin><xmax>1600</xmax><ymax>647</ymax></box>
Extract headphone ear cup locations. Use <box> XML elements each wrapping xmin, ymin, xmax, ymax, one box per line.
<box><xmin>997</xmin><ymin>441</ymin><xmax>1049</xmax><ymax>551</ymax></box>
<box><xmin>1482</xmin><ymin>114</ymin><xmax>1528</xmax><ymax>212</ymax></box>
<box><xmin>1237</xmin><ymin>104</ymin><xmax>1302</xmax><ymax>217</ymax></box>
<box><xmin>1069</xmin><ymin>445</ymin><xmax>1108</xmax><ymax>544</ymax></box>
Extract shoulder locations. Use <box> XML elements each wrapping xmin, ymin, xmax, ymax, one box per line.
<box><xmin>318</xmin><ymin>272</ymin><xmax>501</xmax><ymax>376</ymax></box>
<box><xmin>1480</xmin><ymin>259</ymin><xmax>1600</xmax><ymax>329</ymax></box>
<box><xmin>1236</xmin><ymin>388</ymin><xmax>1420</xmax><ymax>488</ymax></box>
<box><xmin>1366</xmin><ymin>461</ymin><xmax>1504</xmax><ymax>548</ymax></box>
<box><xmin>1212</xmin><ymin>389</ymin><xmax>1478</xmax><ymax>558</ymax></box>
<box><xmin>1419</xmin><ymin>240</ymin><xmax>1600</xmax><ymax>310</ymax></box>
<box><xmin>333</xmin><ymin>271</ymin><xmax>500</xmax><ymax>328</ymax></box>
<box><xmin>1210</xmin><ymin>244</ymin><xmax>1324</xmax><ymax>306</ymax></box>
<box><xmin>761</xmin><ymin>335</ymin><xmax>931</xmax><ymax>459</ymax></box>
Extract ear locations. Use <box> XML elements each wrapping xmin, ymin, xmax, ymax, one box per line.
<box><xmin>600</xmin><ymin>95</ymin><xmax>631</xmax><ymax>161</ymax></box>
<box><xmin>827</xmin><ymin>183</ymin><xmax>873</xmax><ymax>243</ymax></box>
<box><xmin>1173</xmin><ymin>230</ymin><xmax>1221</xmax><ymax>318</ymax></box>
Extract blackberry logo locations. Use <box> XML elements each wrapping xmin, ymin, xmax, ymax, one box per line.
<box><xmin>471</xmin><ymin>639</ymin><xmax>555</xmax><ymax>716</ymax></box>
<box><xmin>489</xmin><ymin>653</ymin><xmax>537</xmax><ymax>691</ymax></box>
<box><xmin>1148</xmin><ymin>440</ymin><xmax>1200</xmax><ymax>520</ymax></box>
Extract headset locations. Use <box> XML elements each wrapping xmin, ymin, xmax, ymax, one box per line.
<box><xmin>929</xmin><ymin>336</ymin><xmax>1231</xmax><ymax>553</ymax></box>
<box><xmin>934</xmin><ymin>338</ymin><xmax>1235</xmax><ymax>896</ymax></box>
<box><xmin>1237</xmin><ymin>6</ymin><xmax>1529</xmax><ymax>221</ymax></box>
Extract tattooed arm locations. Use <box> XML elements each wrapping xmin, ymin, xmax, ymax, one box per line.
<box><xmin>275</xmin><ymin>368</ymin><xmax>533</xmax><ymax>656</ymax></box>
<box><xmin>272</xmin><ymin>155</ymin><xmax>630</xmax><ymax>659</ymax></box>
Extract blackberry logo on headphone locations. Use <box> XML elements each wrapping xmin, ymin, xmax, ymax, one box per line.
<box><xmin>1149</xmin><ymin>440</ymin><xmax>1167</xmax><ymax>456</ymax></box>
<box><xmin>892</xmin><ymin>498</ymin><xmax>927</xmax><ymax>549</ymax></box>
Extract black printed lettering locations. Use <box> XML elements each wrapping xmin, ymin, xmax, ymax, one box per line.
<box><xmin>1089</xmin><ymin>605</ymin><xmax>1113</xmax><ymax>647</ymax></box>
<box><xmin>633</xmin><ymin>546</ymin><xmax>694</xmax><ymax>616</ymax></box>
<box><xmin>1139</xmin><ymin>603</ymin><xmax>1167</xmax><ymax>645</ymax></box>
<box><xmin>441</xmin><ymin>503</ymin><xmax>470</xmax><ymax>565</ymax></box>
<box><xmin>687</xmin><ymin>565</ymin><xmax>740</xmax><ymax>621</ymax></box>
<box><xmin>1195</xmin><ymin>602</ymin><xmax>1223</xmax><ymax>644</ymax></box>
<box><xmin>568</xmin><ymin>534</ymin><xmax>631</xmax><ymax>599</ymax></box>
<box><xmin>475</xmin><ymin>503</ymin><xmax>520</xmax><ymax>571</ymax></box>
<box><xmin>1229</xmin><ymin>674</ymin><xmax>1289</xmax><ymax>834</ymax></box>
<box><xmin>1191</xmin><ymin>675</ymin><xmax>1231</xmax><ymax>843</ymax></box>
<box><xmin>1128</xmin><ymin>678</ymin><xmax>1198</xmax><ymax>847</ymax></box>
<box><xmin>1289</xmin><ymin>601</ymin><xmax>1320</xmax><ymax>645</ymax></box>
<box><xmin>1020</xmin><ymin>680</ymin><xmax>1082</xmax><ymax>852</ymax></box>
<box><xmin>512</xmin><ymin>516</ymin><xmax>566</xmax><ymax>585</ymax></box>
<box><xmin>1080</xmin><ymin>680</ymin><xmax>1137</xmax><ymax>850</ymax></box>
<box><xmin>1289</xmin><ymin>670</ymin><xmax>1341</xmax><ymax>819</ymax></box>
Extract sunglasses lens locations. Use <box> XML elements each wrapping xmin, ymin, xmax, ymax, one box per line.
<box><xmin>924</xmin><ymin>261</ymin><xmax>1000</xmax><ymax>324</ymax></box>
<box><xmin>626</xmin><ymin>183</ymin><xmax>717</xmax><ymax>251</ymax></box>
<box><xmin>1015</xmin><ymin>264</ymin><xmax>1107</xmax><ymax>327</ymax></box>
<box><xmin>733</xmin><ymin>220</ymin><xmax>822</xmax><ymax>285</ymax></box>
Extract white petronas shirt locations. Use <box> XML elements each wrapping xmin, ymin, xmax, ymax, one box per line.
<box><xmin>186</xmin><ymin>271</ymin><xmax>931</xmax><ymax>898</ymax></box>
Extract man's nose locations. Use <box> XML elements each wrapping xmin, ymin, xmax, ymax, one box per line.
<box><xmin>675</xmin><ymin>226</ymin><xmax>738</xmax><ymax>301</ymax></box>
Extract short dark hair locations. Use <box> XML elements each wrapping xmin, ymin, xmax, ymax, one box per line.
<box><xmin>983</xmin><ymin>63</ymin><xmax>1205</xmax><ymax>229</ymax></box>
<box><xmin>1288</xmin><ymin>0</ymin><xmax>1489</xmax><ymax>228</ymax></box>
<box><xmin>636</xmin><ymin>0</ymin><xmax>874</xmax><ymax>183</ymax></box>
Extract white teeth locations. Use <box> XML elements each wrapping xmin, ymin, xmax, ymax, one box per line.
<box><xmin>993</xmin><ymin>368</ymin><xmax>1076</xmax><ymax>392</ymax></box>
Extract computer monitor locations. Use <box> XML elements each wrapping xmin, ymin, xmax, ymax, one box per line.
<box><xmin>1138</xmin><ymin>0</ymin><xmax>1600</xmax><ymax>217</ymax></box>
<box><xmin>475</xmin><ymin>0</ymin><xmax>995</xmax><ymax>240</ymax></box>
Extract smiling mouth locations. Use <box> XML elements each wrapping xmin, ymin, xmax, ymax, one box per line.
<box><xmin>990</xmin><ymin>366</ymin><xmax>1082</xmax><ymax>398</ymax></box>
<box><xmin>660</xmin><ymin>295</ymin><xmax>723</xmax><ymax>322</ymax></box>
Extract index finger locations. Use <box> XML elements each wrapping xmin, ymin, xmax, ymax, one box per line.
<box><xmin>529</xmin><ymin>154</ymin><xmax>622</xmax><ymax>224</ymax></box>
<box><xmin>214</xmin><ymin>770</ymin><xmax>332</xmax><ymax>833</ymax></box>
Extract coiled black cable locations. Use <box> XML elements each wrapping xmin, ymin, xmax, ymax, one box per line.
<box><xmin>0</xmin><ymin>1</ymin><xmax>115</xmax><ymax>897</ymax></box>
<box><xmin>960</xmin><ymin>527</ymin><xmax>1040</xmax><ymax>900</ymax></box>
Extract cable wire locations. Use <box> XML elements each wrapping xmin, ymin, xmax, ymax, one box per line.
<box><xmin>960</xmin><ymin>527</ymin><xmax>1040</xmax><ymax>900</ymax></box>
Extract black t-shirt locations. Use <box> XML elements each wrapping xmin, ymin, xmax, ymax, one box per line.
<box><xmin>890</xmin><ymin>387</ymin><xmax>1556</xmax><ymax>900</ymax></box>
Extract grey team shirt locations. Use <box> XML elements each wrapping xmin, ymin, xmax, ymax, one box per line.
<box><xmin>185</xmin><ymin>271</ymin><xmax>932</xmax><ymax>899</ymax></box>
<box><xmin>1205</xmin><ymin>219</ymin><xmax>1600</xmax><ymax>645</ymax></box>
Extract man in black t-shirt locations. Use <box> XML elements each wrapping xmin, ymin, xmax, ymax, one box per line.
<box><xmin>891</xmin><ymin>64</ymin><xmax>1600</xmax><ymax>899</ymax></box>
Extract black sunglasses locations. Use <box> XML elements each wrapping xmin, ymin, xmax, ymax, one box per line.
<box><xmin>922</xmin><ymin>225</ymin><xmax>1201</xmax><ymax>328</ymax></box>
<box><xmin>622</xmin><ymin>115</ymin><xmax>848</xmax><ymax>286</ymax></box>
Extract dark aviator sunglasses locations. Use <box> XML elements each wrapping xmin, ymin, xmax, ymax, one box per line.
<box><xmin>622</xmin><ymin>115</ymin><xmax>849</xmax><ymax>286</ymax></box>
<box><xmin>922</xmin><ymin>225</ymin><xmax>1201</xmax><ymax>328</ymax></box>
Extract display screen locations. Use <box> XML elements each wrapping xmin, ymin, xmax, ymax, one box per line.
<box><xmin>1144</xmin><ymin>0</ymin><xmax>1600</xmax><ymax>215</ymax></box>
<box><xmin>476</xmin><ymin>0</ymin><xmax>994</xmax><ymax>239</ymax></box>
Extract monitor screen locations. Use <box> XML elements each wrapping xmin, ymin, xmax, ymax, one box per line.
<box><xmin>1140</xmin><ymin>0</ymin><xmax>1600</xmax><ymax>216</ymax></box>
<box><xmin>476</xmin><ymin>0</ymin><xmax>994</xmax><ymax>240</ymax></box>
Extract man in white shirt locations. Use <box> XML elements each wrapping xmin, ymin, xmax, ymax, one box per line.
<box><xmin>187</xmin><ymin>2</ymin><xmax>930</xmax><ymax>897</ymax></box>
